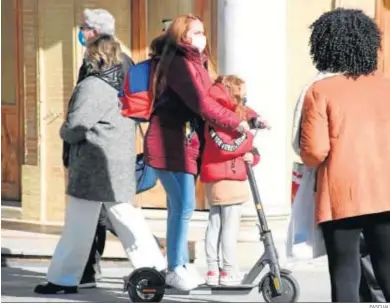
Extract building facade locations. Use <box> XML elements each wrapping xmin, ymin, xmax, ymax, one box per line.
<box><xmin>2</xmin><ymin>0</ymin><xmax>390</xmax><ymax>224</ymax></box>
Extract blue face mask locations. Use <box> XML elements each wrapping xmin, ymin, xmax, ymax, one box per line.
<box><xmin>78</xmin><ymin>30</ymin><xmax>86</xmax><ymax>46</ymax></box>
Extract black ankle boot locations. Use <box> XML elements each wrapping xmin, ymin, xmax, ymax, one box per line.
<box><xmin>34</xmin><ymin>282</ymin><xmax>78</xmax><ymax>294</ymax></box>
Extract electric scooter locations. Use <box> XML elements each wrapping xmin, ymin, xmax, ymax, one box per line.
<box><xmin>122</xmin><ymin>120</ymin><xmax>300</xmax><ymax>303</ymax></box>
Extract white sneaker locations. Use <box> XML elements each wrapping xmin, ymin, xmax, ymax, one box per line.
<box><xmin>184</xmin><ymin>264</ymin><xmax>205</xmax><ymax>285</ymax></box>
<box><xmin>219</xmin><ymin>270</ymin><xmax>242</xmax><ymax>286</ymax></box>
<box><xmin>165</xmin><ymin>266</ymin><xmax>198</xmax><ymax>291</ymax></box>
<box><xmin>206</xmin><ymin>270</ymin><xmax>219</xmax><ymax>286</ymax></box>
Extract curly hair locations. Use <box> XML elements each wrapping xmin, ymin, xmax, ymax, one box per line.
<box><xmin>309</xmin><ymin>8</ymin><xmax>382</xmax><ymax>78</ymax></box>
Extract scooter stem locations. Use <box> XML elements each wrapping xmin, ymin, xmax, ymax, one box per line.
<box><xmin>245</xmin><ymin>162</ymin><xmax>270</xmax><ymax>233</ymax></box>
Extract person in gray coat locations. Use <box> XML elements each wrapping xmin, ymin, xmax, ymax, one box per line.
<box><xmin>34</xmin><ymin>34</ymin><xmax>166</xmax><ymax>294</ymax></box>
<box><xmin>65</xmin><ymin>8</ymin><xmax>135</xmax><ymax>287</ymax></box>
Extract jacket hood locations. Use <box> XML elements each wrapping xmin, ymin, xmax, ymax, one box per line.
<box><xmin>208</xmin><ymin>83</ymin><xmax>237</xmax><ymax>111</ymax></box>
<box><xmin>176</xmin><ymin>43</ymin><xmax>208</xmax><ymax>65</ymax></box>
<box><xmin>96</xmin><ymin>64</ymin><xmax>124</xmax><ymax>91</ymax></box>
<box><xmin>209</xmin><ymin>83</ymin><xmax>259</xmax><ymax>120</ymax></box>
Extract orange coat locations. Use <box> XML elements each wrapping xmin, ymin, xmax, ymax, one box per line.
<box><xmin>300</xmin><ymin>72</ymin><xmax>390</xmax><ymax>224</ymax></box>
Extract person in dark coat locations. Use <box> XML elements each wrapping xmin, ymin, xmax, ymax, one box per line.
<box><xmin>62</xmin><ymin>8</ymin><xmax>134</xmax><ymax>288</ymax></box>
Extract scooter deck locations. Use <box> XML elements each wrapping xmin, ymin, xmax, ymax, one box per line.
<box><xmin>165</xmin><ymin>284</ymin><xmax>255</xmax><ymax>296</ymax></box>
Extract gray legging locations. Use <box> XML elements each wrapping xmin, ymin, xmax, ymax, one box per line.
<box><xmin>205</xmin><ymin>204</ymin><xmax>242</xmax><ymax>273</ymax></box>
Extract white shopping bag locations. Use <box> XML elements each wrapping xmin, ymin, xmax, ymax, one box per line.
<box><xmin>286</xmin><ymin>166</ymin><xmax>326</xmax><ymax>260</ymax></box>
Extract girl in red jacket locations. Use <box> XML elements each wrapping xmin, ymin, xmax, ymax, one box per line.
<box><xmin>201</xmin><ymin>75</ymin><xmax>261</xmax><ymax>286</ymax></box>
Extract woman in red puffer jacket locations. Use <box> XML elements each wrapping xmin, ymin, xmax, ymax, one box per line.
<box><xmin>201</xmin><ymin>75</ymin><xmax>263</xmax><ymax>287</ymax></box>
<box><xmin>144</xmin><ymin>15</ymin><xmax>251</xmax><ymax>291</ymax></box>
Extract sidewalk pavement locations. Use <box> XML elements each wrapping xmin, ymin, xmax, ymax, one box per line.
<box><xmin>1</xmin><ymin>214</ymin><xmax>288</xmax><ymax>261</ymax></box>
<box><xmin>1</xmin><ymin>215</ymin><xmax>328</xmax><ymax>272</ymax></box>
<box><xmin>1</xmin><ymin>229</ymin><xmax>129</xmax><ymax>260</ymax></box>
<box><xmin>1</xmin><ymin>259</ymin><xmax>331</xmax><ymax>302</ymax></box>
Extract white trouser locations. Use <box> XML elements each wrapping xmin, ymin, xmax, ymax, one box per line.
<box><xmin>47</xmin><ymin>195</ymin><xmax>166</xmax><ymax>286</ymax></box>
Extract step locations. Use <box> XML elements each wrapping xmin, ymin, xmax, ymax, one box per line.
<box><xmin>1</xmin><ymin>212</ymin><xmax>290</xmax><ymax>243</ymax></box>
<box><xmin>165</xmin><ymin>284</ymin><xmax>255</xmax><ymax>296</ymax></box>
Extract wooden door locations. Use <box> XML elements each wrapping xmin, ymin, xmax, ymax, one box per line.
<box><xmin>376</xmin><ymin>0</ymin><xmax>390</xmax><ymax>77</ymax></box>
<box><xmin>1</xmin><ymin>0</ymin><xmax>22</xmax><ymax>201</ymax></box>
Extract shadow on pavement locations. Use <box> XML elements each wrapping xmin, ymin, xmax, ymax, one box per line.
<box><xmin>1</xmin><ymin>248</ymin><xmax>11</xmax><ymax>268</ymax></box>
<box><xmin>1</xmin><ymin>262</ymin><xmax>224</xmax><ymax>303</ymax></box>
<box><xmin>1</xmin><ymin>262</ymin><xmax>132</xmax><ymax>303</ymax></box>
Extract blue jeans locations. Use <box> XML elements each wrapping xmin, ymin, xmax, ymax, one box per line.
<box><xmin>154</xmin><ymin>169</ymin><xmax>196</xmax><ymax>270</ymax></box>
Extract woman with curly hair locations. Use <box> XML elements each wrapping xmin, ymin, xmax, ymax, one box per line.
<box><xmin>298</xmin><ymin>9</ymin><xmax>390</xmax><ymax>302</ymax></box>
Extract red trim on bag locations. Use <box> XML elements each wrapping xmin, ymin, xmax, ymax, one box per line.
<box><xmin>292</xmin><ymin>171</ymin><xmax>303</xmax><ymax>178</ymax></box>
<box><xmin>291</xmin><ymin>181</ymin><xmax>301</xmax><ymax>205</ymax></box>
<box><xmin>120</xmin><ymin>91</ymin><xmax>153</xmax><ymax>120</ymax></box>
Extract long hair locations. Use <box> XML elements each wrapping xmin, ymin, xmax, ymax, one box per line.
<box><xmin>85</xmin><ymin>34</ymin><xmax>122</xmax><ymax>72</ymax></box>
<box><xmin>215</xmin><ymin>75</ymin><xmax>249</xmax><ymax>121</ymax></box>
<box><xmin>151</xmin><ymin>14</ymin><xmax>217</xmax><ymax>101</ymax></box>
<box><xmin>309</xmin><ymin>8</ymin><xmax>381</xmax><ymax>78</ymax></box>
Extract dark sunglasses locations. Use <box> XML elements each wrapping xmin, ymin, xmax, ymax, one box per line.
<box><xmin>79</xmin><ymin>25</ymin><xmax>94</xmax><ymax>31</ymax></box>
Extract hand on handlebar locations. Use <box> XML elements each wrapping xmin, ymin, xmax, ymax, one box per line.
<box><xmin>249</xmin><ymin>117</ymin><xmax>272</xmax><ymax>130</ymax></box>
<box><xmin>243</xmin><ymin>152</ymin><xmax>254</xmax><ymax>164</ymax></box>
<box><xmin>237</xmin><ymin>121</ymin><xmax>251</xmax><ymax>132</ymax></box>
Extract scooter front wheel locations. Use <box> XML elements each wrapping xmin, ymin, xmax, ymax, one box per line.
<box><xmin>260</xmin><ymin>271</ymin><xmax>300</xmax><ymax>303</ymax></box>
<box><xmin>126</xmin><ymin>268</ymin><xmax>165</xmax><ymax>303</ymax></box>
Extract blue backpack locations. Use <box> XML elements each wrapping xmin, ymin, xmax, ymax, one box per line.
<box><xmin>119</xmin><ymin>59</ymin><xmax>154</xmax><ymax>121</ymax></box>
<box><xmin>119</xmin><ymin>59</ymin><xmax>158</xmax><ymax>194</ymax></box>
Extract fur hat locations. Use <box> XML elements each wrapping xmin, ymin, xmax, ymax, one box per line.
<box><xmin>83</xmin><ymin>9</ymin><xmax>115</xmax><ymax>36</ymax></box>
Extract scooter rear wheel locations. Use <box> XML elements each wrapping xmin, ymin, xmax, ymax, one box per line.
<box><xmin>260</xmin><ymin>271</ymin><xmax>300</xmax><ymax>303</ymax></box>
<box><xmin>127</xmin><ymin>269</ymin><xmax>165</xmax><ymax>303</ymax></box>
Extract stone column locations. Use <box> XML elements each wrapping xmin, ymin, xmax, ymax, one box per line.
<box><xmin>334</xmin><ymin>0</ymin><xmax>375</xmax><ymax>17</ymax></box>
<box><xmin>218</xmin><ymin>0</ymin><xmax>289</xmax><ymax>217</ymax></box>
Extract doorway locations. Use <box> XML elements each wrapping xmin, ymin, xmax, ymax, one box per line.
<box><xmin>1</xmin><ymin>0</ymin><xmax>23</xmax><ymax>202</ymax></box>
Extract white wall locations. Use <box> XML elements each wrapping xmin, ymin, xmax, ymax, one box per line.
<box><xmin>218</xmin><ymin>0</ymin><xmax>289</xmax><ymax>216</ymax></box>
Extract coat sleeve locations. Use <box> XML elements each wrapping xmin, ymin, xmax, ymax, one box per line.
<box><xmin>246</xmin><ymin>107</ymin><xmax>260</xmax><ymax>119</ymax></box>
<box><xmin>60</xmin><ymin>79</ymin><xmax>110</xmax><ymax>144</ymax></box>
<box><xmin>300</xmin><ymin>88</ymin><xmax>330</xmax><ymax>168</ymax></box>
<box><xmin>167</xmin><ymin>56</ymin><xmax>241</xmax><ymax>131</ymax></box>
<box><xmin>253</xmin><ymin>154</ymin><xmax>260</xmax><ymax>166</ymax></box>
<box><xmin>250</xmin><ymin>148</ymin><xmax>261</xmax><ymax>166</ymax></box>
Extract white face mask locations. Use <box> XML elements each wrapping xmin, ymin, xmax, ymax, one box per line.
<box><xmin>191</xmin><ymin>35</ymin><xmax>207</xmax><ymax>53</ymax></box>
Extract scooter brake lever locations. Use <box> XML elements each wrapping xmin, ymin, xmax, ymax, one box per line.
<box><xmin>256</xmin><ymin>223</ymin><xmax>265</xmax><ymax>240</ymax></box>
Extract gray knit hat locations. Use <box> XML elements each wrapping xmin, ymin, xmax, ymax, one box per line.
<box><xmin>83</xmin><ymin>9</ymin><xmax>115</xmax><ymax>35</ymax></box>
